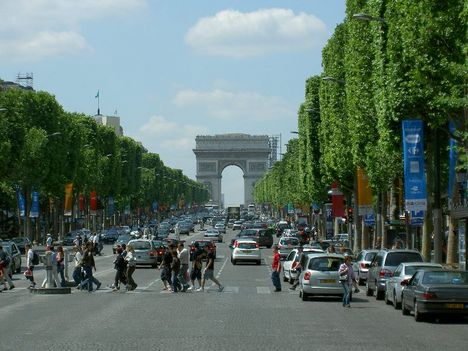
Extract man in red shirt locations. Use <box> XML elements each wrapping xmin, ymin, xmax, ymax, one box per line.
<box><xmin>271</xmin><ymin>245</ymin><xmax>281</xmax><ymax>292</ymax></box>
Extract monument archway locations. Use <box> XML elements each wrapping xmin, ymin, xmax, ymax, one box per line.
<box><xmin>193</xmin><ymin>134</ymin><xmax>271</xmax><ymax>207</ymax></box>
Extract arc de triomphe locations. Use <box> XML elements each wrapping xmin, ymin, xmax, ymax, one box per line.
<box><xmin>193</xmin><ymin>134</ymin><xmax>271</xmax><ymax>207</ymax></box>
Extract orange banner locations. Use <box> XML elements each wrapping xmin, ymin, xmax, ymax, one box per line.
<box><xmin>64</xmin><ymin>183</ymin><xmax>73</xmax><ymax>216</ymax></box>
<box><xmin>357</xmin><ymin>168</ymin><xmax>373</xmax><ymax>213</ymax></box>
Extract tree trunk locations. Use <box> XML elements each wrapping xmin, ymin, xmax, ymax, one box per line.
<box><xmin>447</xmin><ymin>215</ymin><xmax>458</xmax><ymax>265</ymax></box>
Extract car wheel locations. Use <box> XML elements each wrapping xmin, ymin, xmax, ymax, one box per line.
<box><xmin>385</xmin><ymin>290</ymin><xmax>391</xmax><ymax>305</ymax></box>
<box><xmin>393</xmin><ymin>290</ymin><xmax>401</xmax><ymax>309</ymax></box>
<box><xmin>231</xmin><ymin>259</ymin><xmax>237</xmax><ymax>265</ymax></box>
<box><xmin>414</xmin><ymin>301</ymin><xmax>424</xmax><ymax>322</ymax></box>
<box><xmin>402</xmin><ymin>300</ymin><xmax>410</xmax><ymax>316</ymax></box>
<box><xmin>366</xmin><ymin>282</ymin><xmax>373</xmax><ymax>296</ymax></box>
<box><xmin>301</xmin><ymin>290</ymin><xmax>309</xmax><ymax>301</ymax></box>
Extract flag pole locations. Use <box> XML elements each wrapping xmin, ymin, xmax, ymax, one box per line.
<box><xmin>96</xmin><ymin>90</ymin><xmax>100</xmax><ymax>115</ymax></box>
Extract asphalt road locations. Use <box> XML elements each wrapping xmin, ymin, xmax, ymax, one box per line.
<box><xmin>0</xmin><ymin>227</ymin><xmax>467</xmax><ymax>351</ymax></box>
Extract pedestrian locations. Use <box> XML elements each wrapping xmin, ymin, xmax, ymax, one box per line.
<box><xmin>271</xmin><ymin>245</ymin><xmax>281</xmax><ymax>292</ymax></box>
<box><xmin>56</xmin><ymin>246</ymin><xmax>66</xmax><ymax>287</ymax></box>
<box><xmin>171</xmin><ymin>249</ymin><xmax>181</xmax><ymax>293</ymax></box>
<box><xmin>289</xmin><ymin>249</ymin><xmax>304</xmax><ymax>291</ymax></box>
<box><xmin>190</xmin><ymin>243</ymin><xmax>203</xmax><ymax>289</ymax></box>
<box><xmin>72</xmin><ymin>245</ymin><xmax>83</xmax><ymax>285</ymax></box>
<box><xmin>78</xmin><ymin>242</ymin><xmax>101</xmax><ymax>292</ymax></box>
<box><xmin>46</xmin><ymin>233</ymin><xmax>53</xmax><ymax>250</ymax></box>
<box><xmin>93</xmin><ymin>232</ymin><xmax>102</xmax><ymax>256</ymax></box>
<box><xmin>197</xmin><ymin>244</ymin><xmax>224</xmax><ymax>292</ymax></box>
<box><xmin>0</xmin><ymin>244</ymin><xmax>15</xmax><ymax>290</ymax></box>
<box><xmin>24</xmin><ymin>243</ymin><xmax>36</xmax><ymax>288</ymax></box>
<box><xmin>327</xmin><ymin>245</ymin><xmax>336</xmax><ymax>254</ymax></box>
<box><xmin>177</xmin><ymin>242</ymin><xmax>190</xmax><ymax>292</ymax></box>
<box><xmin>160</xmin><ymin>244</ymin><xmax>173</xmax><ymax>291</ymax></box>
<box><xmin>125</xmin><ymin>245</ymin><xmax>137</xmax><ymax>291</ymax></box>
<box><xmin>174</xmin><ymin>222</ymin><xmax>180</xmax><ymax>241</ymax></box>
<box><xmin>339</xmin><ymin>255</ymin><xmax>356</xmax><ymax>308</ymax></box>
<box><xmin>73</xmin><ymin>235</ymin><xmax>82</xmax><ymax>247</ymax></box>
<box><xmin>112</xmin><ymin>245</ymin><xmax>127</xmax><ymax>291</ymax></box>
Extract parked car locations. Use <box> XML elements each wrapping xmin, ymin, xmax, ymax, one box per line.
<box><xmin>127</xmin><ymin>239</ymin><xmax>158</xmax><ymax>268</ymax></box>
<box><xmin>11</xmin><ymin>237</ymin><xmax>31</xmax><ymax>254</ymax></box>
<box><xmin>401</xmin><ymin>269</ymin><xmax>468</xmax><ymax>321</ymax></box>
<box><xmin>0</xmin><ymin>241</ymin><xmax>22</xmax><ymax>274</ymax></box>
<box><xmin>385</xmin><ymin>262</ymin><xmax>443</xmax><ymax>309</ymax></box>
<box><xmin>231</xmin><ymin>239</ymin><xmax>261</xmax><ymax>265</ymax></box>
<box><xmin>298</xmin><ymin>253</ymin><xmax>347</xmax><ymax>301</ymax></box>
<box><xmin>353</xmin><ymin>249</ymin><xmax>378</xmax><ymax>285</ymax></box>
<box><xmin>277</xmin><ymin>236</ymin><xmax>301</xmax><ymax>259</ymax></box>
<box><xmin>283</xmin><ymin>247</ymin><xmax>324</xmax><ymax>283</ymax></box>
<box><xmin>204</xmin><ymin>229</ymin><xmax>223</xmax><ymax>243</ymax></box>
<box><xmin>366</xmin><ymin>249</ymin><xmax>424</xmax><ymax>300</ymax></box>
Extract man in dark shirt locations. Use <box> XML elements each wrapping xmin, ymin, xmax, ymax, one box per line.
<box><xmin>160</xmin><ymin>244</ymin><xmax>173</xmax><ymax>291</ymax></box>
<box><xmin>197</xmin><ymin>244</ymin><xmax>224</xmax><ymax>292</ymax></box>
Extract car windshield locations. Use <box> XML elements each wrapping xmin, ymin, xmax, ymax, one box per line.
<box><xmin>365</xmin><ymin>252</ymin><xmax>377</xmax><ymax>261</ymax></box>
<box><xmin>422</xmin><ymin>271</ymin><xmax>468</xmax><ymax>285</ymax></box>
<box><xmin>239</xmin><ymin>230</ymin><xmax>257</xmax><ymax>237</ymax></box>
<box><xmin>385</xmin><ymin>252</ymin><xmax>423</xmax><ymax>266</ymax></box>
<box><xmin>280</xmin><ymin>238</ymin><xmax>299</xmax><ymax>245</ymax></box>
<box><xmin>152</xmin><ymin>241</ymin><xmax>164</xmax><ymax>247</ymax></box>
<box><xmin>237</xmin><ymin>242</ymin><xmax>257</xmax><ymax>249</ymax></box>
<box><xmin>405</xmin><ymin>265</ymin><xmax>439</xmax><ymax>276</ymax></box>
<box><xmin>130</xmin><ymin>241</ymin><xmax>151</xmax><ymax>250</ymax></box>
<box><xmin>117</xmin><ymin>235</ymin><xmax>130</xmax><ymax>242</ymax></box>
<box><xmin>308</xmin><ymin>257</ymin><xmax>343</xmax><ymax>271</ymax></box>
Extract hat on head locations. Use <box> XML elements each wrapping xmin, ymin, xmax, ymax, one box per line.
<box><xmin>47</xmin><ymin>233</ymin><xmax>51</xmax><ymax>236</ymax></box>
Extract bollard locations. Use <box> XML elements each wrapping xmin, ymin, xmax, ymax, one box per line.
<box><xmin>40</xmin><ymin>251</ymin><xmax>54</xmax><ymax>288</ymax></box>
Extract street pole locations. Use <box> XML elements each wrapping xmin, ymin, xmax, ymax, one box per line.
<box><xmin>433</xmin><ymin>128</ymin><xmax>443</xmax><ymax>263</ymax></box>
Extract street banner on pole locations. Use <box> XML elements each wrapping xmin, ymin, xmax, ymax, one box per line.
<box><xmin>152</xmin><ymin>201</ymin><xmax>158</xmax><ymax>213</ymax></box>
<box><xmin>17</xmin><ymin>188</ymin><xmax>25</xmax><ymax>217</ymax></box>
<box><xmin>79</xmin><ymin>193</ymin><xmax>85</xmax><ymax>212</ymax></box>
<box><xmin>410</xmin><ymin>210</ymin><xmax>424</xmax><ymax>227</ymax></box>
<box><xmin>448</xmin><ymin>122</ymin><xmax>457</xmax><ymax>206</ymax></box>
<box><xmin>331</xmin><ymin>182</ymin><xmax>344</xmax><ymax>217</ymax></box>
<box><xmin>357</xmin><ymin>168</ymin><xmax>373</xmax><ymax>215</ymax></box>
<box><xmin>64</xmin><ymin>183</ymin><xmax>73</xmax><ymax>216</ymax></box>
<box><xmin>402</xmin><ymin>120</ymin><xmax>427</xmax><ymax>212</ymax></box>
<box><xmin>108</xmin><ymin>196</ymin><xmax>115</xmax><ymax>216</ymax></box>
<box><xmin>90</xmin><ymin>190</ymin><xmax>98</xmax><ymax>215</ymax></box>
<box><xmin>30</xmin><ymin>190</ymin><xmax>39</xmax><ymax>218</ymax></box>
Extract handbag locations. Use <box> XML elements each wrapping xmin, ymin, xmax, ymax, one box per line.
<box><xmin>339</xmin><ymin>274</ymin><xmax>348</xmax><ymax>282</ymax></box>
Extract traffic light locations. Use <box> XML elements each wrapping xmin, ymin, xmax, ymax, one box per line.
<box><xmin>347</xmin><ymin>207</ymin><xmax>353</xmax><ymax>223</ymax></box>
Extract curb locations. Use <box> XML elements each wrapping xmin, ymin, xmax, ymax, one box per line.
<box><xmin>29</xmin><ymin>287</ymin><xmax>72</xmax><ymax>295</ymax></box>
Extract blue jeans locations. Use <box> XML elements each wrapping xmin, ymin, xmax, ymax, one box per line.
<box><xmin>171</xmin><ymin>271</ymin><xmax>181</xmax><ymax>292</ymax></box>
<box><xmin>80</xmin><ymin>266</ymin><xmax>101</xmax><ymax>291</ymax></box>
<box><xmin>72</xmin><ymin>267</ymin><xmax>82</xmax><ymax>284</ymax></box>
<box><xmin>57</xmin><ymin>265</ymin><xmax>66</xmax><ymax>287</ymax></box>
<box><xmin>341</xmin><ymin>282</ymin><xmax>351</xmax><ymax>306</ymax></box>
<box><xmin>271</xmin><ymin>271</ymin><xmax>281</xmax><ymax>290</ymax></box>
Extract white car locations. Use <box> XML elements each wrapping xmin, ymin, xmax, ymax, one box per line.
<box><xmin>204</xmin><ymin>229</ymin><xmax>223</xmax><ymax>243</ymax></box>
<box><xmin>231</xmin><ymin>239</ymin><xmax>261</xmax><ymax>265</ymax></box>
<box><xmin>385</xmin><ymin>262</ymin><xmax>443</xmax><ymax>309</ymax></box>
<box><xmin>233</xmin><ymin>221</ymin><xmax>243</xmax><ymax>230</ymax></box>
<box><xmin>214</xmin><ymin>222</ymin><xmax>226</xmax><ymax>234</ymax></box>
<box><xmin>283</xmin><ymin>248</ymin><xmax>324</xmax><ymax>283</ymax></box>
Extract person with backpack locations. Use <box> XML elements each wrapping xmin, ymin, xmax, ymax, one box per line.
<box><xmin>0</xmin><ymin>244</ymin><xmax>15</xmax><ymax>290</ymax></box>
<box><xmin>25</xmin><ymin>243</ymin><xmax>37</xmax><ymax>288</ymax></box>
<box><xmin>56</xmin><ymin>246</ymin><xmax>66</xmax><ymax>287</ymax></box>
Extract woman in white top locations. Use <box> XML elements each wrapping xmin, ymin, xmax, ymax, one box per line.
<box><xmin>72</xmin><ymin>245</ymin><xmax>83</xmax><ymax>284</ymax></box>
<box><xmin>125</xmin><ymin>245</ymin><xmax>137</xmax><ymax>291</ymax></box>
<box><xmin>25</xmin><ymin>244</ymin><xmax>36</xmax><ymax>288</ymax></box>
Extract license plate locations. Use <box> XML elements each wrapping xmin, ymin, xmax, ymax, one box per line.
<box><xmin>320</xmin><ymin>279</ymin><xmax>336</xmax><ymax>284</ymax></box>
<box><xmin>446</xmin><ymin>303</ymin><xmax>464</xmax><ymax>309</ymax></box>
<box><xmin>243</xmin><ymin>250</ymin><xmax>252</xmax><ymax>253</ymax></box>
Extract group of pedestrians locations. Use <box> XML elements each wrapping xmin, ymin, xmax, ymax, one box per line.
<box><xmin>160</xmin><ymin>242</ymin><xmax>224</xmax><ymax>293</ymax></box>
<box><xmin>0</xmin><ymin>244</ymin><xmax>15</xmax><ymax>291</ymax></box>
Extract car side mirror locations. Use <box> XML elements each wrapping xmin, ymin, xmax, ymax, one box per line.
<box><xmin>400</xmin><ymin>279</ymin><xmax>409</xmax><ymax>286</ymax></box>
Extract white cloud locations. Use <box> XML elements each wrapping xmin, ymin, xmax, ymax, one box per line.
<box><xmin>0</xmin><ymin>0</ymin><xmax>146</xmax><ymax>63</ymax></box>
<box><xmin>185</xmin><ymin>8</ymin><xmax>328</xmax><ymax>57</ymax></box>
<box><xmin>139</xmin><ymin>115</ymin><xmax>177</xmax><ymax>135</ymax></box>
<box><xmin>173</xmin><ymin>88</ymin><xmax>293</xmax><ymax>121</ymax></box>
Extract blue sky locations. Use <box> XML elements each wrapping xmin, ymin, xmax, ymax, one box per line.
<box><xmin>0</xmin><ymin>0</ymin><xmax>346</xmax><ymax>207</ymax></box>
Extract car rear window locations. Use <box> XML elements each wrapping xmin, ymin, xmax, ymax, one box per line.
<box><xmin>422</xmin><ymin>271</ymin><xmax>468</xmax><ymax>285</ymax></box>
<box><xmin>280</xmin><ymin>238</ymin><xmax>299</xmax><ymax>245</ymax></box>
<box><xmin>131</xmin><ymin>241</ymin><xmax>151</xmax><ymax>250</ymax></box>
<box><xmin>237</xmin><ymin>242</ymin><xmax>257</xmax><ymax>249</ymax></box>
<box><xmin>385</xmin><ymin>252</ymin><xmax>423</xmax><ymax>266</ymax></box>
<box><xmin>405</xmin><ymin>265</ymin><xmax>439</xmax><ymax>276</ymax></box>
<box><xmin>365</xmin><ymin>252</ymin><xmax>376</xmax><ymax>261</ymax></box>
<box><xmin>308</xmin><ymin>257</ymin><xmax>343</xmax><ymax>271</ymax></box>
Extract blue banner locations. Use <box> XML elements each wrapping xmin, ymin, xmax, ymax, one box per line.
<box><xmin>30</xmin><ymin>190</ymin><xmax>40</xmax><ymax>218</ymax></box>
<box><xmin>448</xmin><ymin>122</ymin><xmax>457</xmax><ymax>202</ymax></box>
<box><xmin>364</xmin><ymin>212</ymin><xmax>375</xmax><ymax>227</ymax></box>
<box><xmin>17</xmin><ymin>188</ymin><xmax>25</xmax><ymax>217</ymax></box>
<box><xmin>108</xmin><ymin>196</ymin><xmax>115</xmax><ymax>216</ymax></box>
<box><xmin>402</xmin><ymin>120</ymin><xmax>427</xmax><ymax>211</ymax></box>
<box><xmin>152</xmin><ymin>201</ymin><xmax>158</xmax><ymax>213</ymax></box>
<box><xmin>410</xmin><ymin>210</ymin><xmax>424</xmax><ymax>227</ymax></box>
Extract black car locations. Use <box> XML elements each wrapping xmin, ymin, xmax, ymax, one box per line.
<box><xmin>102</xmin><ymin>228</ymin><xmax>122</xmax><ymax>243</ymax></box>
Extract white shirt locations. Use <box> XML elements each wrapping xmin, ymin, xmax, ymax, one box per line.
<box><xmin>26</xmin><ymin>248</ymin><xmax>34</xmax><ymax>267</ymax></box>
<box><xmin>46</xmin><ymin>236</ymin><xmax>52</xmax><ymax>246</ymax></box>
<box><xmin>178</xmin><ymin>248</ymin><xmax>189</xmax><ymax>265</ymax></box>
<box><xmin>74</xmin><ymin>252</ymin><xmax>82</xmax><ymax>268</ymax></box>
<box><xmin>93</xmin><ymin>235</ymin><xmax>99</xmax><ymax>244</ymax></box>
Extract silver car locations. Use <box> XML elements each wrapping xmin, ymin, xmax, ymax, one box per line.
<box><xmin>127</xmin><ymin>239</ymin><xmax>158</xmax><ymax>268</ymax></box>
<box><xmin>231</xmin><ymin>239</ymin><xmax>261</xmax><ymax>265</ymax></box>
<box><xmin>298</xmin><ymin>253</ymin><xmax>345</xmax><ymax>301</ymax></box>
<box><xmin>277</xmin><ymin>236</ymin><xmax>300</xmax><ymax>259</ymax></box>
<box><xmin>353</xmin><ymin>249</ymin><xmax>378</xmax><ymax>285</ymax></box>
<box><xmin>283</xmin><ymin>248</ymin><xmax>324</xmax><ymax>283</ymax></box>
<box><xmin>204</xmin><ymin>229</ymin><xmax>223</xmax><ymax>243</ymax></box>
<box><xmin>385</xmin><ymin>262</ymin><xmax>443</xmax><ymax>309</ymax></box>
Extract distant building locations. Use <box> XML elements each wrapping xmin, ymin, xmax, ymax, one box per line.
<box><xmin>94</xmin><ymin>114</ymin><xmax>123</xmax><ymax>136</ymax></box>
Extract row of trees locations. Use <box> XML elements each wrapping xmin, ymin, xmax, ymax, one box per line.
<box><xmin>254</xmin><ymin>0</ymin><xmax>467</xmax><ymax>262</ymax></box>
<box><xmin>0</xmin><ymin>86</ymin><xmax>209</xmax><ymax>238</ymax></box>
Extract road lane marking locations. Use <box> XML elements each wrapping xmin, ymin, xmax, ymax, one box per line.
<box><xmin>257</xmin><ymin>287</ymin><xmax>271</xmax><ymax>294</ymax></box>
